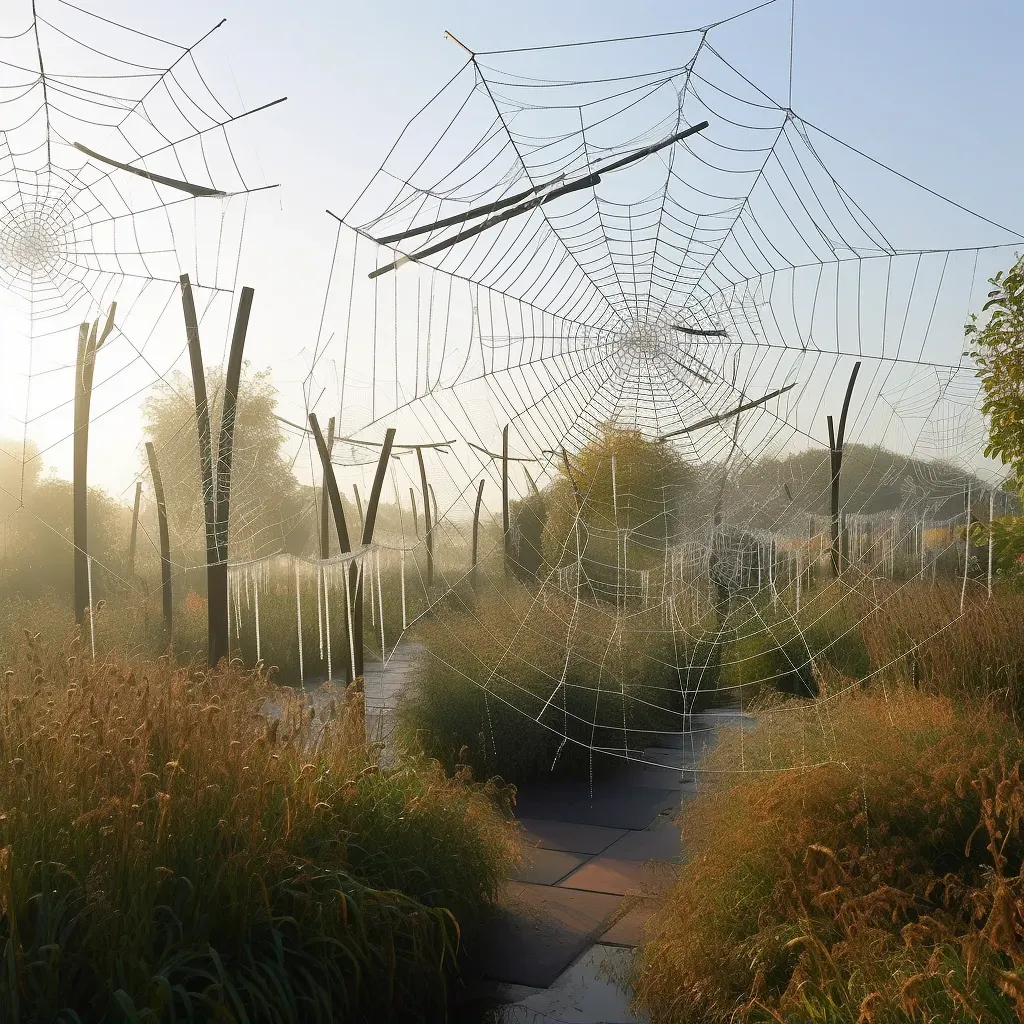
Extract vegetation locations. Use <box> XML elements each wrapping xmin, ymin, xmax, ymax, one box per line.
<box><xmin>631</xmin><ymin>679</ymin><xmax>1024</xmax><ymax>1022</ymax></box>
<box><xmin>0</xmin><ymin>625</ymin><xmax>519</xmax><ymax>1022</ymax></box>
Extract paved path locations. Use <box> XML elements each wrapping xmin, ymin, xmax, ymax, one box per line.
<box><xmin>268</xmin><ymin>645</ymin><xmax>754</xmax><ymax>1023</ymax></box>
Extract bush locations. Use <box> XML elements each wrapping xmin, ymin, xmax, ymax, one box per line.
<box><xmin>630</xmin><ymin>684</ymin><xmax>1024</xmax><ymax>1023</ymax></box>
<box><xmin>0</xmin><ymin>627</ymin><xmax>519</xmax><ymax>1021</ymax></box>
<box><xmin>398</xmin><ymin>584</ymin><xmax>694</xmax><ymax>783</ymax></box>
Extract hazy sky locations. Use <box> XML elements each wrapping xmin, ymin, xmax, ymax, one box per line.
<box><xmin>4</xmin><ymin>0</ymin><xmax>1024</xmax><ymax>506</ymax></box>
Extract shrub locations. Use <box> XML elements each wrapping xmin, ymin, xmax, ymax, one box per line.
<box><xmin>398</xmin><ymin>584</ymin><xmax>694</xmax><ymax>783</ymax></box>
<box><xmin>630</xmin><ymin>684</ymin><xmax>1024</xmax><ymax>1023</ymax></box>
<box><xmin>0</xmin><ymin>627</ymin><xmax>519</xmax><ymax>1022</ymax></box>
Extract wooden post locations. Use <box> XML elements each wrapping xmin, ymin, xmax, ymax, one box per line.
<box><xmin>179</xmin><ymin>274</ymin><xmax>220</xmax><ymax>652</ymax></box>
<box><xmin>146</xmin><ymin>442</ymin><xmax>172</xmax><ymax>635</ymax></box>
<box><xmin>319</xmin><ymin>417</ymin><xmax>336</xmax><ymax>558</ymax></box>
<box><xmin>353</xmin><ymin>483</ymin><xmax>364</xmax><ymax>532</ymax></box>
<box><xmin>73</xmin><ymin>304</ymin><xmax>116</xmax><ymax>625</ymax></box>
<box><xmin>409</xmin><ymin>487</ymin><xmax>419</xmax><ymax>538</ymax></box>
<box><xmin>208</xmin><ymin>286</ymin><xmax>253</xmax><ymax>668</ymax></box>
<box><xmin>828</xmin><ymin>361</ymin><xmax>861</xmax><ymax>577</ymax></box>
<box><xmin>127</xmin><ymin>481</ymin><xmax>142</xmax><ymax>577</ymax></box>
<box><xmin>351</xmin><ymin>428</ymin><xmax>396</xmax><ymax>681</ymax></box>
<box><xmin>471</xmin><ymin>478</ymin><xmax>485</xmax><ymax>590</ymax></box>
<box><xmin>309</xmin><ymin>413</ymin><xmax>353</xmax><ymax>682</ymax></box>
<box><xmin>416</xmin><ymin>446</ymin><xmax>433</xmax><ymax>588</ymax></box>
<box><xmin>502</xmin><ymin>424</ymin><xmax>510</xmax><ymax>576</ymax></box>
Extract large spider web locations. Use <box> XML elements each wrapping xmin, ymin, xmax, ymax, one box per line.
<box><xmin>300</xmin><ymin>5</ymin><xmax>1024</xmax><ymax>777</ymax></box>
<box><xmin>0</xmin><ymin>0</ymin><xmax>280</xmax><ymax>604</ymax></box>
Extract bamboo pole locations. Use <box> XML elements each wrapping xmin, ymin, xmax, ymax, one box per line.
<box><xmin>471</xmin><ymin>478</ymin><xmax>485</xmax><ymax>590</ymax></box>
<box><xmin>416</xmin><ymin>446</ymin><xmax>433</xmax><ymax>588</ymax></box>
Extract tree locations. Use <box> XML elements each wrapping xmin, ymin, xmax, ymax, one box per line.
<box><xmin>967</xmin><ymin>253</ymin><xmax>1024</xmax><ymax>486</ymax></box>
<box><xmin>1</xmin><ymin>477</ymin><xmax>125</xmax><ymax>599</ymax></box>
<box><xmin>142</xmin><ymin>366</ymin><xmax>310</xmax><ymax>566</ymax></box>
<box><xmin>541</xmin><ymin>422</ymin><xmax>693</xmax><ymax>591</ymax></box>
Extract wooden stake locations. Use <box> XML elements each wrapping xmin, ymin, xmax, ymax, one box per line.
<box><xmin>145</xmin><ymin>441</ymin><xmax>172</xmax><ymax>635</ymax></box>
<box><xmin>127</xmin><ymin>480</ymin><xmax>142</xmax><ymax>577</ymax></box>
<box><xmin>471</xmin><ymin>478</ymin><xmax>485</xmax><ymax>590</ymax></box>
<box><xmin>416</xmin><ymin>446</ymin><xmax>433</xmax><ymax>588</ymax></box>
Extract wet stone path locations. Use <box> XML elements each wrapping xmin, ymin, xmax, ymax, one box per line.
<box><xmin>267</xmin><ymin>646</ymin><xmax>755</xmax><ymax>1024</ymax></box>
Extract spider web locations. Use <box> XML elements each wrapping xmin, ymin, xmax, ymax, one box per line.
<box><xmin>298</xmin><ymin>5</ymin><xmax>1024</xmax><ymax>777</ymax></box>
<box><xmin>0</xmin><ymin>0</ymin><xmax>280</xmax><ymax>604</ymax></box>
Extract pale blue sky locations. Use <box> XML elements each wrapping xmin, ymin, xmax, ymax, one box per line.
<box><xmin>7</xmin><ymin>0</ymin><xmax>1024</xmax><ymax>498</ymax></box>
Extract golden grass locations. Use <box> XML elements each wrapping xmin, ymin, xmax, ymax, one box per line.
<box><xmin>0</xmin><ymin>625</ymin><xmax>520</xmax><ymax>1021</ymax></box>
<box><xmin>631</xmin><ymin>681</ymin><xmax>1024</xmax><ymax>1023</ymax></box>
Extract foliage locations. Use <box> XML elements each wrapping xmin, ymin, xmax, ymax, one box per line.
<box><xmin>0</xmin><ymin>473</ymin><xmax>127</xmax><ymax>601</ymax></box>
<box><xmin>541</xmin><ymin>422</ymin><xmax>693</xmax><ymax>582</ymax></box>
<box><xmin>967</xmin><ymin>253</ymin><xmax>1024</xmax><ymax>488</ymax></box>
<box><xmin>398</xmin><ymin>579</ymin><xmax>696</xmax><ymax>784</ymax></box>
<box><xmin>508</xmin><ymin>491</ymin><xmax>546</xmax><ymax>581</ymax></box>
<box><xmin>142</xmin><ymin>366</ymin><xmax>311</xmax><ymax>564</ymax></box>
<box><xmin>631</xmin><ymin>684</ymin><xmax>1024</xmax><ymax>1023</ymax></box>
<box><xmin>0</xmin><ymin>629</ymin><xmax>519</xmax><ymax>1021</ymax></box>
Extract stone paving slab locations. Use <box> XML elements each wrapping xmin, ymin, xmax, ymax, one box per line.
<box><xmin>512</xmin><ymin>847</ymin><xmax>590</xmax><ymax>886</ymax></box>
<box><xmin>600</xmin><ymin>902</ymin><xmax>658</xmax><ymax>948</ymax></box>
<box><xmin>558</xmin><ymin>856</ymin><xmax>676</xmax><ymax>897</ymax></box>
<box><xmin>601</xmin><ymin>824</ymin><xmax>681</xmax><ymax>863</ymax></box>
<box><xmin>515</xmin><ymin>785</ymin><xmax>680</xmax><ymax>831</ymax></box>
<box><xmin>491</xmin><ymin>944</ymin><xmax>648</xmax><ymax>1023</ymax></box>
<box><xmin>518</xmin><ymin>818</ymin><xmax>627</xmax><ymax>855</ymax></box>
<box><xmin>470</xmin><ymin>883</ymin><xmax>622</xmax><ymax>989</ymax></box>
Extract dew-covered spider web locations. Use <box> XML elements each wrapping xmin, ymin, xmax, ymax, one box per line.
<box><xmin>295</xmin><ymin>2</ymin><xmax>1024</xmax><ymax>780</ymax></box>
<box><xmin>0</xmin><ymin>0</ymin><xmax>280</xmax><ymax>607</ymax></box>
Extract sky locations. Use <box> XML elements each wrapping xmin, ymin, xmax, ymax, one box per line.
<box><xmin>2</xmin><ymin>0</ymin><xmax>1024</xmax><ymax>508</ymax></box>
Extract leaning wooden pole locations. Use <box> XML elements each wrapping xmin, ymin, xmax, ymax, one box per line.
<box><xmin>471</xmin><ymin>478</ymin><xmax>485</xmax><ymax>590</ymax></box>
<box><xmin>829</xmin><ymin>361</ymin><xmax>861</xmax><ymax>578</ymax></box>
<box><xmin>319</xmin><ymin>417</ymin><xmax>336</xmax><ymax>558</ymax></box>
<box><xmin>208</xmin><ymin>287</ymin><xmax>254</xmax><ymax>668</ymax></box>
<box><xmin>415</xmin><ymin>446</ymin><xmax>433</xmax><ymax>588</ymax></box>
<box><xmin>146</xmin><ymin>442</ymin><xmax>173</xmax><ymax>635</ymax></box>
<box><xmin>352</xmin><ymin>428</ymin><xmax>396</xmax><ymax>679</ymax></box>
<box><xmin>309</xmin><ymin>413</ymin><xmax>353</xmax><ymax>682</ymax></box>
<box><xmin>180</xmin><ymin>274</ymin><xmax>221</xmax><ymax>662</ymax></box>
<box><xmin>127</xmin><ymin>481</ymin><xmax>142</xmax><ymax>577</ymax></box>
<box><xmin>353</xmin><ymin>484</ymin><xmax>364</xmax><ymax>533</ymax></box>
<box><xmin>73</xmin><ymin>304</ymin><xmax>115</xmax><ymax>625</ymax></box>
<box><xmin>407</xmin><ymin>489</ymin><xmax>419</xmax><ymax>540</ymax></box>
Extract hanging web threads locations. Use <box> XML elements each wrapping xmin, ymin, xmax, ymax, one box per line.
<box><xmin>87</xmin><ymin>554</ymin><xmax>96</xmax><ymax>659</ymax></box>
<box><xmin>400</xmin><ymin>547</ymin><xmax>407</xmax><ymax>631</ymax></box>
<box><xmin>376</xmin><ymin>549</ymin><xmax>386</xmax><ymax>658</ymax></box>
<box><xmin>254</xmin><ymin>567</ymin><xmax>262</xmax><ymax>663</ymax></box>
<box><xmin>343</xmin><ymin>559</ymin><xmax>357</xmax><ymax>684</ymax></box>
<box><xmin>295</xmin><ymin>559</ymin><xmax>305</xmax><ymax>686</ymax></box>
<box><xmin>317</xmin><ymin>562</ymin><xmax>324</xmax><ymax>659</ymax></box>
<box><xmin>323</xmin><ymin>565</ymin><xmax>333</xmax><ymax>683</ymax></box>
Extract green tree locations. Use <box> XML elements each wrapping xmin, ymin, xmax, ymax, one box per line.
<box><xmin>967</xmin><ymin>253</ymin><xmax>1024</xmax><ymax>486</ymax></box>
<box><xmin>542</xmin><ymin>422</ymin><xmax>693</xmax><ymax>590</ymax></box>
<box><xmin>142</xmin><ymin>366</ymin><xmax>310</xmax><ymax>566</ymax></box>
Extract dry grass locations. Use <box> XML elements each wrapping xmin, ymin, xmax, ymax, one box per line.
<box><xmin>399</xmin><ymin>582</ymin><xmax>697</xmax><ymax>784</ymax></box>
<box><xmin>631</xmin><ymin>680</ymin><xmax>1024</xmax><ymax>1023</ymax></box>
<box><xmin>0</xmin><ymin>624</ymin><xmax>520</xmax><ymax>1021</ymax></box>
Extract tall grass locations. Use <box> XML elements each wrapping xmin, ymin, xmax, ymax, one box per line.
<box><xmin>0</xmin><ymin>624</ymin><xmax>519</xmax><ymax>1022</ymax></box>
<box><xmin>631</xmin><ymin>680</ymin><xmax>1024</xmax><ymax>1023</ymax></box>
<box><xmin>397</xmin><ymin>582</ymin><xmax>699</xmax><ymax>784</ymax></box>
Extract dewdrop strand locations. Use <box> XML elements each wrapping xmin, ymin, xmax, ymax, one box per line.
<box><xmin>254</xmin><ymin>567</ymin><xmax>262</xmax><ymax>664</ymax></box>
<box><xmin>317</xmin><ymin>562</ymin><xmax>324</xmax><ymax>659</ymax></box>
<box><xmin>87</xmin><ymin>554</ymin><xmax>96</xmax><ymax>659</ymax></box>
<box><xmin>323</xmin><ymin>564</ymin><xmax>333</xmax><ymax>683</ymax></box>
<box><xmin>376</xmin><ymin>548</ymin><xmax>385</xmax><ymax>659</ymax></box>
<box><xmin>295</xmin><ymin>558</ymin><xmax>305</xmax><ymax>685</ymax></box>
<box><xmin>343</xmin><ymin>559</ymin><xmax>357</xmax><ymax>683</ymax></box>
<box><xmin>400</xmin><ymin>547</ymin><xmax>407</xmax><ymax>631</ymax></box>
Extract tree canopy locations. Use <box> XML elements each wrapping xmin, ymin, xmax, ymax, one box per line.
<box><xmin>967</xmin><ymin>253</ymin><xmax>1024</xmax><ymax>491</ymax></box>
<box><xmin>142</xmin><ymin>366</ymin><xmax>310</xmax><ymax>562</ymax></box>
<box><xmin>541</xmin><ymin>422</ymin><xmax>693</xmax><ymax>572</ymax></box>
